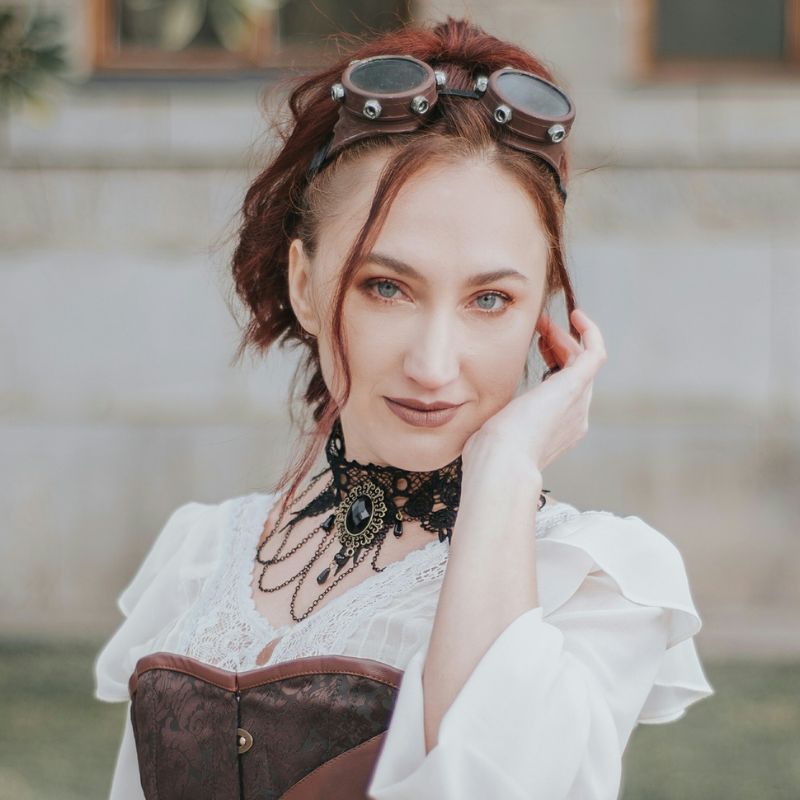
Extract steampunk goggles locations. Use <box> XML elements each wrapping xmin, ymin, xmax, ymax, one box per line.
<box><xmin>308</xmin><ymin>54</ymin><xmax>576</xmax><ymax>201</ymax></box>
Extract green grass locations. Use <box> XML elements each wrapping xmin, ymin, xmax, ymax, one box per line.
<box><xmin>0</xmin><ymin>639</ymin><xmax>126</xmax><ymax>800</ymax></box>
<box><xmin>621</xmin><ymin>660</ymin><xmax>800</xmax><ymax>800</ymax></box>
<box><xmin>0</xmin><ymin>639</ymin><xmax>798</xmax><ymax>799</ymax></box>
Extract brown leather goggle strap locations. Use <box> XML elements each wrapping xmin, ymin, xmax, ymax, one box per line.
<box><xmin>129</xmin><ymin>651</ymin><xmax>404</xmax><ymax>800</ymax></box>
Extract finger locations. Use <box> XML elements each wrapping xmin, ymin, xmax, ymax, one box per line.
<box><xmin>546</xmin><ymin>310</ymin><xmax>606</xmax><ymax>386</ymax></box>
<box><xmin>540</xmin><ymin>318</ymin><xmax>583</xmax><ymax>366</ymax></box>
<box><xmin>564</xmin><ymin>333</ymin><xmax>606</xmax><ymax>385</ymax></box>
<box><xmin>570</xmin><ymin>309</ymin><xmax>607</xmax><ymax>363</ymax></box>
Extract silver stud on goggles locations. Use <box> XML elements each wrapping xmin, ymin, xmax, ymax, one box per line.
<box><xmin>309</xmin><ymin>54</ymin><xmax>576</xmax><ymax>201</ymax></box>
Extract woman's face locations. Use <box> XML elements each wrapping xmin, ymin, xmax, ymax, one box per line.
<box><xmin>288</xmin><ymin>149</ymin><xmax>550</xmax><ymax>471</ymax></box>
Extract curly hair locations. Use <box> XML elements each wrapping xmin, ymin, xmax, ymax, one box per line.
<box><xmin>229</xmin><ymin>17</ymin><xmax>579</xmax><ymax>506</ymax></box>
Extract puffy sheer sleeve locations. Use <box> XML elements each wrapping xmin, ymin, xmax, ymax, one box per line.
<box><xmin>93</xmin><ymin>499</ymin><xmax>226</xmax><ymax>800</ymax></box>
<box><xmin>367</xmin><ymin>510</ymin><xmax>715</xmax><ymax>800</ymax></box>
<box><xmin>93</xmin><ymin>500</ymin><xmax>225</xmax><ymax>702</ymax></box>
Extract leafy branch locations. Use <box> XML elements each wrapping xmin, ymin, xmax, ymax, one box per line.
<box><xmin>0</xmin><ymin>5</ymin><xmax>68</xmax><ymax>112</ymax></box>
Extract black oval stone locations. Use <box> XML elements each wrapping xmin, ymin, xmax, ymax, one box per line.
<box><xmin>345</xmin><ymin>495</ymin><xmax>373</xmax><ymax>534</ymax></box>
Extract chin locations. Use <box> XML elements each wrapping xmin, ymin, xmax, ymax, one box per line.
<box><xmin>379</xmin><ymin>424</ymin><xmax>465</xmax><ymax>471</ymax></box>
<box><xmin>385</xmin><ymin>448</ymin><xmax>460</xmax><ymax>472</ymax></box>
<box><xmin>342</xmin><ymin>402</ymin><xmax>468</xmax><ymax>470</ymax></box>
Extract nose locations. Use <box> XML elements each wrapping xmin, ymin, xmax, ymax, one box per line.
<box><xmin>403</xmin><ymin>311</ymin><xmax>461</xmax><ymax>389</ymax></box>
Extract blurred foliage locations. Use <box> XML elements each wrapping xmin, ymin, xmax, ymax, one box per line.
<box><xmin>0</xmin><ymin>4</ymin><xmax>68</xmax><ymax>113</ymax></box>
<box><xmin>0</xmin><ymin>639</ymin><xmax>798</xmax><ymax>799</ymax></box>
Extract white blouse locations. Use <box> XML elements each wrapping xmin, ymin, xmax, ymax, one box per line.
<box><xmin>94</xmin><ymin>490</ymin><xmax>714</xmax><ymax>800</ymax></box>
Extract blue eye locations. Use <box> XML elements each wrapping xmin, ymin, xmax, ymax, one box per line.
<box><xmin>477</xmin><ymin>292</ymin><xmax>510</xmax><ymax>314</ymax></box>
<box><xmin>376</xmin><ymin>280</ymin><xmax>399</xmax><ymax>299</ymax></box>
<box><xmin>476</xmin><ymin>293</ymin><xmax>501</xmax><ymax>310</ymax></box>
<box><xmin>364</xmin><ymin>279</ymin><xmax>511</xmax><ymax>315</ymax></box>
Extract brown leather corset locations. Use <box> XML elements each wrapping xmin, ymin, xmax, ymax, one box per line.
<box><xmin>128</xmin><ymin>651</ymin><xmax>403</xmax><ymax>800</ymax></box>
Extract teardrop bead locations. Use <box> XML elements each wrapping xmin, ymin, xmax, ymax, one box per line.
<box><xmin>316</xmin><ymin>566</ymin><xmax>331</xmax><ymax>584</ymax></box>
<box><xmin>333</xmin><ymin>551</ymin><xmax>349</xmax><ymax>575</ymax></box>
<box><xmin>393</xmin><ymin>516</ymin><xmax>403</xmax><ymax>537</ymax></box>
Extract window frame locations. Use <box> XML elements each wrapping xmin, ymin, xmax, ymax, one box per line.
<box><xmin>632</xmin><ymin>0</ymin><xmax>800</xmax><ymax>81</ymax></box>
<box><xmin>89</xmin><ymin>0</ymin><xmax>396</xmax><ymax>75</ymax></box>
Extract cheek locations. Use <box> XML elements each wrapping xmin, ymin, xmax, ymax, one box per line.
<box><xmin>342</xmin><ymin>300</ymin><xmax>403</xmax><ymax>378</ymax></box>
<box><xmin>320</xmin><ymin>295</ymin><xmax>400</xmax><ymax>401</ymax></box>
<box><xmin>468</xmin><ymin>320</ymin><xmax>535</xmax><ymax>397</ymax></box>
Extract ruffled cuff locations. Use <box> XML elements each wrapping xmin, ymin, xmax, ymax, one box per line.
<box><xmin>638</xmin><ymin>634</ymin><xmax>714</xmax><ymax>724</ymax></box>
<box><xmin>539</xmin><ymin>510</ymin><xmax>715</xmax><ymax>718</ymax></box>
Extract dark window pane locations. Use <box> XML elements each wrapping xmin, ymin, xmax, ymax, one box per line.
<box><xmin>654</xmin><ymin>0</ymin><xmax>786</xmax><ymax>60</ymax></box>
<box><xmin>117</xmin><ymin>0</ymin><xmax>223</xmax><ymax>51</ymax></box>
<box><xmin>277</xmin><ymin>0</ymin><xmax>411</xmax><ymax>50</ymax></box>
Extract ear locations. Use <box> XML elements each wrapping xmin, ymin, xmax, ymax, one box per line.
<box><xmin>287</xmin><ymin>238</ymin><xmax>321</xmax><ymax>338</ymax></box>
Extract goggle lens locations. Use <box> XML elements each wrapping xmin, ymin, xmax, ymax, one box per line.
<box><xmin>350</xmin><ymin>57</ymin><xmax>428</xmax><ymax>94</ymax></box>
<box><xmin>495</xmin><ymin>72</ymin><xmax>571</xmax><ymax>118</ymax></box>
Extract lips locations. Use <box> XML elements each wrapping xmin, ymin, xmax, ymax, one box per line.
<box><xmin>386</xmin><ymin>397</ymin><xmax>460</xmax><ymax>411</ymax></box>
<box><xmin>384</xmin><ymin>397</ymin><xmax>463</xmax><ymax>428</ymax></box>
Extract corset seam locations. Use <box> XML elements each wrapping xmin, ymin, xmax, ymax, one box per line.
<box><xmin>235</xmin><ymin>676</ymin><xmax>244</xmax><ymax>800</ymax></box>
<box><xmin>134</xmin><ymin>666</ymin><xmax>236</xmax><ymax>693</ymax></box>
<box><xmin>135</xmin><ymin>664</ymin><xmax>400</xmax><ymax>693</ymax></box>
<box><xmin>241</xmin><ymin>668</ymin><xmax>401</xmax><ymax>692</ymax></box>
<box><xmin>151</xmin><ymin>675</ymin><xmax>161</xmax><ymax>800</ymax></box>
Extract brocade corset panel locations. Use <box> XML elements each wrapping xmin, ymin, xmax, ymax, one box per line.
<box><xmin>128</xmin><ymin>652</ymin><xmax>403</xmax><ymax>800</ymax></box>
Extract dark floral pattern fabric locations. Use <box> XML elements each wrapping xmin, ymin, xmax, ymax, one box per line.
<box><xmin>130</xmin><ymin>655</ymin><xmax>400</xmax><ymax>799</ymax></box>
<box><xmin>131</xmin><ymin>670</ymin><xmax>240</xmax><ymax>798</ymax></box>
<box><xmin>239</xmin><ymin>671</ymin><xmax>397</xmax><ymax>799</ymax></box>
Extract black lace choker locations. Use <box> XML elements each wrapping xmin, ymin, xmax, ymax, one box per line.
<box><xmin>255</xmin><ymin>416</ymin><xmax>548</xmax><ymax>623</ymax></box>
<box><xmin>327</xmin><ymin>415</ymin><xmax>463</xmax><ymax>538</ymax></box>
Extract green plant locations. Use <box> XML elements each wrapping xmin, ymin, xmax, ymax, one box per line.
<box><xmin>0</xmin><ymin>4</ymin><xmax>68</xmax><ymax>112</ymax></box>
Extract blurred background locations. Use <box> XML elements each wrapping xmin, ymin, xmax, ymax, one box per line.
<box><xmin>0</xmin><ymin>0</ymin><xmax>798</xmax><ymax>798</ymax></box>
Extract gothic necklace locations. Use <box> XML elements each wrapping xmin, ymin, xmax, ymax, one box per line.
<box><xmin>254</xmin><ymin>416</ymin><xmax>549</xmax><ymax>624</ymax></box>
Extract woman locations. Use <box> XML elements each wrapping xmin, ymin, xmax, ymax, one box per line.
<box><xmin>94</xmin><ymin>17</ymin><xmax>714</xmax><ymax>800</ymax></box>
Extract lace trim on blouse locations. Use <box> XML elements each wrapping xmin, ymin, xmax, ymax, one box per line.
<box><xmin>179</xmin><ymin>492</ymin><xmax>580</xmax><ymax>671</ymax></box>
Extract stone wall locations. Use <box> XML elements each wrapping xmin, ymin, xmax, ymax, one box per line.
<box><xmin>1</xmin><ymin>0</ymin><xmax>797</xmax><ymax>656</ymax></box>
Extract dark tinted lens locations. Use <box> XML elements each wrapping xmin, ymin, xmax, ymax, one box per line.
<box><xmin>350</xmin><ymin>57</ymin><xmax>428</xmax><ymax>94</ymax></box>
<box><xmin>496</xmin><ymin>73</ymin><xmax>571</xmax><ymax>118</ymax></box>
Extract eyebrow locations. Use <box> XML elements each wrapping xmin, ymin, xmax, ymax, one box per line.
<box><xmin>365</xmin><ymin>251</ymin><xmax>529</xmax><ymax>288</ymax></box>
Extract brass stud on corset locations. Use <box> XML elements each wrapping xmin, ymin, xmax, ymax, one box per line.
<box><xmin>237</xmin><ymin>727</ymin><xmax>253</xmax><ymax>754</ymax></box>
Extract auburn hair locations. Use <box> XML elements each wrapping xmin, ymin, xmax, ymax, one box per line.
<box><xmin>230</xmin><ymin>17</ymin><xmax>579</xmax><ymax>505</ymax></box>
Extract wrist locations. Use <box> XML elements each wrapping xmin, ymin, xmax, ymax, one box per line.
<box><xmin>462</xmin><ymin>431</ymin><xmax>543</xmax><ymax>486</ymax></box>
<box><xmin>460</xmin><ymin>443</ymin><xmax>543</xmax><ymax>515</ymax></box>
<box><xmin>455</xmin><ymin>449</ymin><xmax>543</xmax><ymax>545</ymax></box>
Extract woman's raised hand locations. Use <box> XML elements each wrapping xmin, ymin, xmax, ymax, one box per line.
<box><xmin>462</xmin><ymin>308</ymin><xmax>607</xmax><ymax>475</ymax></box>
